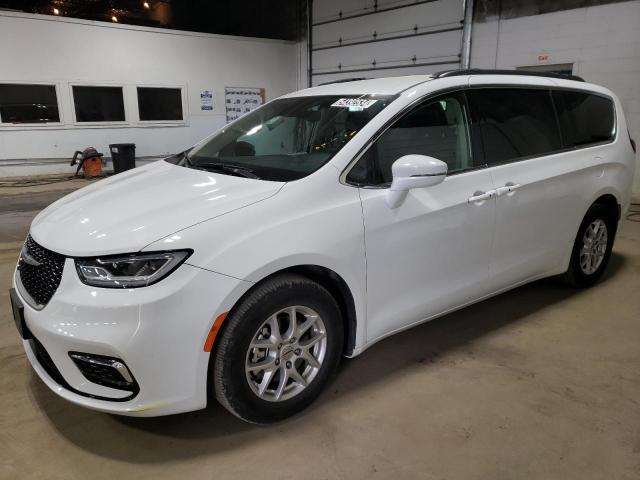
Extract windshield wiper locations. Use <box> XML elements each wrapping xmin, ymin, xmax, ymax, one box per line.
<box><xmin>191</xmin><ymin>161</ymin><xmax>260</xmax><ymax>179</ymax></box>
<box><xmin>182</xmin><ymin>149</ymin><xmax>194</xmax><ymax>166</ymax></box>
<box><xmin>182</xmin><ymin>151</ymin><xmax>260</xmax><ymax>179</ymax></box>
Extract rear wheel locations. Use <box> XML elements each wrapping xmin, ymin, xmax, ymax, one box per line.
<box><xmin>562</xmin><ymin>204</ymin><xmax>616</xmax><ymax>287</ymax></box>
<box><xmin>212</xmin><ymin>274</ymin><xmax>343</xmax><ymax>423</ymax></box>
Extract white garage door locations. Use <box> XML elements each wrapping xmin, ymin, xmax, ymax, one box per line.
<box><xmin>310</xmin><ymin>0</ymin><xmax>467</xmax><ymax>86</ymax></box>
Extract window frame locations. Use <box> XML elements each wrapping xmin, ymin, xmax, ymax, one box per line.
<box><xmin>69</xmin><ymin>82</ymin><xmax>129</xmax><ymax>126</ymax></box>
<box><xmin>0</xmin><ymin>81</ymin><xmax>64</xmax><ymax>128</ymax></box>
<box><xmin>467</xmin><ymin>85</ymin><xmax>617</xmax><ymax>169</ymax></box>
<box><xmin>135</xmin><ymin>84</ymin><xmax>188</xmax><ymax>126</ymax></box>
<box><xmin>341</xmin><ymin>84</ymin><xmax>618</xmax><ymax>188</ymax></box>
<box><xmin>342</xmin><ymin>86</ymin><xmax>485</xmax><ymax>188</ymax></box>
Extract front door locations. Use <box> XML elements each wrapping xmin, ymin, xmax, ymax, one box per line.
<box><xmin>346</xmin><ymin>92</ymin><xmax>497</xmax><ymax>343</ymax></box>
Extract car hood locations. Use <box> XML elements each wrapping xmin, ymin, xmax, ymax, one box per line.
<box><xmin>30</xmin><ymin>161</ymin><xmax>284</xmax><ymax>256</ymax></box>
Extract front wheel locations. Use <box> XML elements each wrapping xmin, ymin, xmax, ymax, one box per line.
<box><xmin>562</xmin><ymin>204</ymin><xmax>616</xmax><ymax>288</ymax></box>
<box><xmin>211</xmin><ymin>274</ymin><xmax>343</xmax><ymax>423</ymax></box>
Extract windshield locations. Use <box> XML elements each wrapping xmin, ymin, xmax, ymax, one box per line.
<box><xmin>177</xmin><ymin>94</ymin><xmax>395</xmax><ymax>181</ymax></box>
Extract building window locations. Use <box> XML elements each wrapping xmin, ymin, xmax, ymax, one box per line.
<box><xmin>72</xmin><ymin>86</ymin><xmax>125</xmax><ymax>122</ymax></box>
<box><xmin>137</xmin><ymin>87</ymin><xmax>183</xmax><ymax>121</ymax></box>
<box><xmin>0</xmin><ymin>83</ymin><xmax>60</xmax><ymax>124</ymax></box>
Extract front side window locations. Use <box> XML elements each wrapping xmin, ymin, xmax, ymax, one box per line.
<box><xmin>72</xmin><ymin>86</ymin><xmax>125</xmax><ymax>122</ymax></box>
<box><xmin>137</xmin><ymin>87</ymin><xmax>183</xmax><ymax>121</ymax></box>
<box><xmin>0</xmin><ymin>83</ymin><xmax>60</xmax><ymax>124</ymax></box>
<box><xmin>552</xmin><ymin>91</ymin><xmax>614</xmax><ymax>147</ymax></box>
<box><xmin>467</xmin><ymin>88</ymin><xmax>561</xmax><ymax>165</ymax></box>
<box><xmin>183</xmin><ymin>95</ymin><xmax>395</xmax><ymax>181</ymax></box>
<box><xmin>347</xmin><ymin>93</ymin><xmax>473</xmax><ymax>185</ymax></box>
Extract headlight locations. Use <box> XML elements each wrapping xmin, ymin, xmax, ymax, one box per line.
<box><xmin>75</xmin><ymin>250</ymin><xmax>191</xmax><ymax>288</ymax></box>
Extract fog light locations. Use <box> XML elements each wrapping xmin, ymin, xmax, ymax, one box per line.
<box><xmin>69</xmin><ymin>352</ymin><xmax>139</xmax><ymax>393</ymax></box>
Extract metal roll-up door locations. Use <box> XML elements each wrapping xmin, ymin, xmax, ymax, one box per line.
<box><xmin>309</xmin><ymin>0</ymin><xmax>471</xmax><ymax>86</ymax></box>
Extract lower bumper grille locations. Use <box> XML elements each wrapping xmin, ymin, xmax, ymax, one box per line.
<box><xmin>28</xmin><ymin>337</ymin><xmax>139</xmax><ymax>402</ymax></box>
<box><xmin>69</xmin><ymin>352</ymin><xmax>139</xmax><ymax>393</ymax></box>
<box><xmin>31</xmin><ymin>337</ymin><xmax>68</xmax><ymax>387</ymax></box>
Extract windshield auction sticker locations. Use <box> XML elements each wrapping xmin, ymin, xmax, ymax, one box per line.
<box><xmin>331</xmin><ymin>98</ymin><xmax>378</xmax><ymax>110</ymax></box>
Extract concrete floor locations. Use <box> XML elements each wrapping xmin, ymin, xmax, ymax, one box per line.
<box><xmin>1</xmin><ymin>178</ymin><xmax>639</xmax><ymax>480</ymax></box>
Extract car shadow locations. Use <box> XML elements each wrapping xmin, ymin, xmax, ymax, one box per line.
<box><xmin>31</xmin><ymin>252</ymin><xmax>626</xmax><ymax>462</ymax></box>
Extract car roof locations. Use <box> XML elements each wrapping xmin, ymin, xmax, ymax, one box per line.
<box><xmin>280</xmin><ymin>72</ymin><xmax>608</xmax><ymax>99</ymax></box>
<box><xmin>281</xmin><ymin>75</ymin><xmax>434</xmax><ymax>97</ymax></box>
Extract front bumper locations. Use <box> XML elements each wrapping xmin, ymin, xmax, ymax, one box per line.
<box><xmin>13</xmin><ymin>258</ymin><xmax>250</xmax><ymax>416</ymax></box>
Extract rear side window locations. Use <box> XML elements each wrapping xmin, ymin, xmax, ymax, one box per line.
<box><xmin>467</xmin><ymin>88</ymin><xmax>561</xmax><ymax>165</ymax></box>
<box><xmin>552</xmin><ymin>91</ymin><xmax>615</xmax><ymax>147</ymax></box>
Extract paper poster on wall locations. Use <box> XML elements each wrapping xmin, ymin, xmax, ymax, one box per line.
<box><xmin>225</xmin><ymin>87</ymin><xmax>265</xmax><ymax>123</ymax></box>
<box><xmin>200</xmin><ymin>90</ymin><xmax>214</xmax><ymax>111</ymax></box>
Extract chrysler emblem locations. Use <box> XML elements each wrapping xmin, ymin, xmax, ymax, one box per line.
<box><xmin>20</xmin><ymin>245</ymin><xmax>42</xmax><ymax>267</ymax></box>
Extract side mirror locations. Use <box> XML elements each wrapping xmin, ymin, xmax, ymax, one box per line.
<box><xmin>386</xmin><ymin>155</ymin><xmax>448</xmax><ymax>208</ymax></box>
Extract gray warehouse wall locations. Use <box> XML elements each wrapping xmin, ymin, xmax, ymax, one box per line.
<box><xmin>470</xmin><ymin>0</ymin><xmax>640</xmax><ymax>195</ymax></box>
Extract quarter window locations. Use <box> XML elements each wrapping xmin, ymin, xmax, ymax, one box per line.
<box><xmin>467</xmin><ymin>88</ymin><xmax>561</xmax><ymax>165</ymax></box>
<box><xmin>0</xmin><ymin>83</ymin><xmax>60</xmax><ymax>124</ymax></box>
<box><xmin>552</xmin><ymin>91</ymin><xmax>614</xmax><ymax>147</ymax></box>
<box><xmin>72</xmin><ymin>86</ymin><xmax>125</xmax><ymax>122</ymax></box>
<box><xmin>347</xmin><ymin>93</ymin><xmax>473</xmax><ymax>185</ymax></box>
<box><xmin>137</xmin><ymin>87</ymin><xmax>183</xmax><ymax>121</ymax></box>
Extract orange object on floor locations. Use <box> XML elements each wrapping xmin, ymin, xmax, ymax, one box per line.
<box><xmin>82</xmin><ymin>157</ymin><xmax>103</xmax><ymax>177</ymax></box>
<box><xmin>71</xmin><ymin>147</ymin><xmax>104</xmax><ymax>178</ymax></box>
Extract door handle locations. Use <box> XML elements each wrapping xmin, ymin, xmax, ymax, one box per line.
<box><xmin>495</xmin><ymin>183</ymin><xmax>521</xmax><ymax>196</ymax></box>
<box><xmin>468</xmin><ymin>190</ymin><xmax>495</xmax><ymax>203</ymax></box>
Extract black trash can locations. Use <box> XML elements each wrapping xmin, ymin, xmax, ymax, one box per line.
<box><xmin>109</xmin><ymin>143</ymin><xmax>136</xmax><ymax>174</ymax></box>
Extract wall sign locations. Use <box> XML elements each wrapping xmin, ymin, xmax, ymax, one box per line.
<box><xmin>537</xmin><ymin>53</ymin><xmax>551</xmax><ymax>64</ymax></box>
<box><xmin>200</xmin><ymin>90</ymin><xmax>214</xmax><ymax>111</ymax></box>
<box><xmin>225</xmin><ymin>87</ymin><xmax>265</xmax><ymax>123</ymax></box>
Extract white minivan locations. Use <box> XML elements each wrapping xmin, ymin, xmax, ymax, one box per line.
<box><xmin>11</xmin><ymin>70</ymin><xmax>636</xmax><ymax>423</ymax></box>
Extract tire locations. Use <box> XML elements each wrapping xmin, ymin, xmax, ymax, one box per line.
<box><xmin>562</xmin><ymin>203</ymin><xmax>617</xmax><ymax>288</ymax></box>
<box><xmin>211</xmin><ymin>273</ymin><xmax>343</xmax><ymax>423</ymax></box>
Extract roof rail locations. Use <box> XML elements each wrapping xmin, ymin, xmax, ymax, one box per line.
<box><xmin>318</xmin><ymin>77</ymin><xmax>368</xmax><ymax>86</ymax></box>
<box><xmin>433</xmin><ymin>69</ymin><xmax>585</xmax><ymax>82</ymax></box>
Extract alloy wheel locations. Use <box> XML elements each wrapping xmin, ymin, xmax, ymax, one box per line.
<box><xmin>245</xmin><ymin>306</ymin><xmax>327</xmax><ymax>402</ymax></box>
<box><xmin>579</xmin><ymin>218</ymin><xmax>608</xmax><ymax>275</ymax></box>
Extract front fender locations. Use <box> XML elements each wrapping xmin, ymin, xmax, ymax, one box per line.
<box><xmin>144</xmin><ymin>165</ymin><xmax>368</xmax><ymax>352</ymax></box>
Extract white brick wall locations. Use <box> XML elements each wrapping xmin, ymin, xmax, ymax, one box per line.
<box><xmin>470</xmin><ymin>0</ymin><xmax>640</xmax><ymax>196</ymax></box>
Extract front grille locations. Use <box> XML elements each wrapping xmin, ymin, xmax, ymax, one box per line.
<box><xmin>17</xmin><ymin>235</ymin><xmax>65</xmax><ymax>307</ymax></box>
